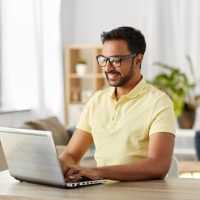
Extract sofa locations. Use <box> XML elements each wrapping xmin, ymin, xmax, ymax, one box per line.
<box><xmin>20</xmin><ymin>116</ymin><xmax>72</xmax><ymax>145</ymax></box>
<box><xmin>0</xmin><ymin>144</ymin><xmax>7</xmax><ymax>171</ymax></box>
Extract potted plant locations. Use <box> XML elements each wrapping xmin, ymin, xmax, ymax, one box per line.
<box><xmin>150</xmin><ymin>55</ymin><xmax>200</xmax><ymax>129</ymax></box>
<box><xmin>75</xmin><ymin>59</ymin><xmax>87</xmax><ymax>76</ymax></box>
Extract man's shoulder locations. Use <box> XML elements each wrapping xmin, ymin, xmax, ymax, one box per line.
<box><xmin>144</xmin><ymin>82</ymin><xmax>172</xmax><ymax>103</ymax></box>
<box><xmin>145</xmin><ymin>82</ymin><xmax>165</xmax><ymax>95</ymax></box>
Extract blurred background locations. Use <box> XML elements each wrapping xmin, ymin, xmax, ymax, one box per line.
<box><xmin>0</xmin><ymin>0</ymin><xmax>200</xmax><ymax>175</ymax></box>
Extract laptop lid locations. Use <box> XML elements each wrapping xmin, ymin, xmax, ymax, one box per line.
<box><xmin>0</xmin><ymin>127</ymin><xmax>66</xmax><ymax>187</ymax></box>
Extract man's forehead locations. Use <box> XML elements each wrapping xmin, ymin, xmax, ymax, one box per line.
<box><xmin>102</xmin><ymin>40</ymin><xmax>130</xmax><ymax>56</ymax></box>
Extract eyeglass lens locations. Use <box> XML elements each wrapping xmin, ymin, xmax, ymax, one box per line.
<box><xmin>97</xmin><ymin>56</ymin><xmax>121</xmax><ymax>67</ymax></box>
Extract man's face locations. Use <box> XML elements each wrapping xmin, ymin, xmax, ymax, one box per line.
<box><xmin>101</xmin><ymin>40</ymin><xmax>136</xmax><ymax>87</ymax></box>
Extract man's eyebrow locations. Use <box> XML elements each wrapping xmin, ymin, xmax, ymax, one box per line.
<box><xmin>102</xmin><ymin>55</ymin><xmax>124</xmax><ymax>57</ymax></box>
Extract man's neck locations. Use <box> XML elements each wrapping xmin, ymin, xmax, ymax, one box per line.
<box><xmin>115</xmin><ymin>75</ymin><xmax>142</xmax><ymax>100</ymax></box>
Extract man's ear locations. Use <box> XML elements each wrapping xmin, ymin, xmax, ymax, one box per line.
<box><xmin>134</xmin><ymin>54</ymin><xmax>143</xmax><ymax>68</ymax></box>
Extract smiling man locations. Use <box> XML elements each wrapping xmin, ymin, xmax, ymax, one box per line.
<box><xmin>60</xmin><ymin>26</ymin><xmax>176</xmax><ymax>182</ymax></box>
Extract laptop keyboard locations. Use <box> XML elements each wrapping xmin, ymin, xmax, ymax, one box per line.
<box><xmin>65</xmin><ymin>176</ymin><xmax>105</xmax><ymax>187</ymax></box>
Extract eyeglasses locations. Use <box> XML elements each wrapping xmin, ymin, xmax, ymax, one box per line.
<box><xmin>96</xmin><ymin>54</ymin><xmax>136</xmax><ymax>68</ymax></box>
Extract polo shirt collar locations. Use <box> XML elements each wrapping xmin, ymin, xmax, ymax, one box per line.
<box><xmin>107</xmin><ymin>77</ymin><xmax>147</xmax><ymax>100</ymax></box>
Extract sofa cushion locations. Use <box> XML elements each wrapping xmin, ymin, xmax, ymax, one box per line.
<box><xmin>22</xmin><ymin>116</ymin><xmax>70</xmax><ymax>145</ymax></box>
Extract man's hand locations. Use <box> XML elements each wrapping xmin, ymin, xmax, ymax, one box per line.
<box><xmin>63</xmin><ymin>165</ymin><xmax>102</xmax><ymax>182</ymax></box>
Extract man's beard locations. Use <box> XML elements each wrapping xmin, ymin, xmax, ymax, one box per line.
<box><xmin>105</xmin><ymin>66</ymin><xmax>135</xmax><ymax>87</ymax></box>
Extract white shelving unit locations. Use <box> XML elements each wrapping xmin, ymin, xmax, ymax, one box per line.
<box><xmin>174</xmin><ymin>129</ymin><xmax>197</xmax><ymax>160</ymax></box>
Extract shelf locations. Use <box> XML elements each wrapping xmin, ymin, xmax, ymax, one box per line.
<box><xmin>64</xmin><ymin>45</ymin><xmax>105</xmax><ymax>125</ymax></box>
<box><xmin>176</xmin><ymin>129</ymin><xmax>195</xmax><ymax>137</ymax></box>
<box><xmin>174</xmin><ymin>148</ymin><xmax>196</xmax><ymax>155</ymax></box>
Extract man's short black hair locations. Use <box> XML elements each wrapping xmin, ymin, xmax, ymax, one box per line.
<box><xmin>101</xmin><ymin>26</ymin><xmax>146</xmax><ymax>55</ymax></box>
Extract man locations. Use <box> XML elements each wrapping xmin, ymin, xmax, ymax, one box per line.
<box><xmin>60</xmin><ymin>26</ymin><xmax>176</xmax><ymax>181</ymax></box>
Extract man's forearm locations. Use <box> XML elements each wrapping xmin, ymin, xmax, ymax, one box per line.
<box><xmin>97</xmin><ymin>158</ymin><xmax>169</xmax><ymax>181</ymax></box>
<box><xmin>59</xmin><ymin>153</ymin><xmax>77</xmax><ymax>169</ymax></box>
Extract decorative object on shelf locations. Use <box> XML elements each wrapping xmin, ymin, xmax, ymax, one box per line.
<box><xmin>71</xmin><ymin>87</ymin><xmax>80</xmax><ymax>102</ymax></box>
<box><xmin>81</xmin><ymin>90</ymin><xmax>93</xmax><ymax>103</ymax></box>
<box><xmin>150</xmin><ymin>55</ymin><xmax>200</xmax><ymax>129</ymax></box>
<box><xmin>75</xmin><ymin>59</ymin><xmax>87</xmax><ymax>76</ymax></box>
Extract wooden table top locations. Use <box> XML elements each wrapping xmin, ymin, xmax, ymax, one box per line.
<box><xmin>1</xmin><ymin>170</ymin><xmax>200</xmax><ymax>200</ymax></box>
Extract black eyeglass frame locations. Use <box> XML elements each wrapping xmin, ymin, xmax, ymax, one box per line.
<box><xmin>96</xmin><ymin>53</ymin><xmax>136</xmax><ymax>68</ymax></box>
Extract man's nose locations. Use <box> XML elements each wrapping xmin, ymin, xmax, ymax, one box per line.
<box><xmin>104</xmin><ymin>60</ymin><xmax>115</xmax><ymax>72</ymax></box>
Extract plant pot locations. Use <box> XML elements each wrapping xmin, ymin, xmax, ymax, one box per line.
<box><xmin>177</xmin><ymin>111</ymin><xmax>196</xmax><ymax>129</ymax></box>
<box><xmin>76</xmin><ymin>64</ymin><xmax>87</xmax><ymax>76</ymax></box>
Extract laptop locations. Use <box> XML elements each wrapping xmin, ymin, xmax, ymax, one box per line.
<box><xmin>0</xmin><ymin>127</ymin><xmax>105</xmax><ymax>188</ymax></box>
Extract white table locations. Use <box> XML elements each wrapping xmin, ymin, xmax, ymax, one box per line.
<box><xmin>1</xmin><ymin>170</ymin><xmax>200</xmax><ymax>200</ymax></box>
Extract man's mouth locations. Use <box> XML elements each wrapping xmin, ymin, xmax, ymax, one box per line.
<box><xmin>106</xmin><ymin>72</ymin><xmax>120</xmax><ymax>80</ymax></box>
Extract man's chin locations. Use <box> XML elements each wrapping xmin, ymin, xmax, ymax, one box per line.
<box><xmin>106</xmin><ymin>77</ymin><xmax>123</xmax><ymax>87</ymax></box>
<box><xmin>108</xmin><ymin>81</ymin><xmax>120</xmax><ymax>87</ymax></box>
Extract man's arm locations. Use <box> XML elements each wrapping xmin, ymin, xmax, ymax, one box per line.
<box><xmin>59</xmin><ymin>128</ymin><xmax>93</xmax><ymax>169</ymax></box>
<box><xmin>64</xmin><ymin>132</ymin><xmax>175</xmax><ymax>181</ymax></box>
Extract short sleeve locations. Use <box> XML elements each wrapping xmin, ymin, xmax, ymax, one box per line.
<box><xmin>149</xmin><ymin>95</ymin><xmax>176</xmax><ymax>135</ymax></box>
<box><xmin>76</xmin><ymin>100</ymin><xmax>92</xmax><ymax>134</ymax></box>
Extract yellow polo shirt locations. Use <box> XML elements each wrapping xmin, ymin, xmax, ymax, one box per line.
<box><xmin>77</xmin><ymin>78</ymin><xmax>176</xmax><ymax>167</ymax></box>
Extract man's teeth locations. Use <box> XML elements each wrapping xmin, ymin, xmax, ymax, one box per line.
<box><xmin>108</xmin><ymin>73</ymin><xmax>118</xmax><ymax>78</ymax></box>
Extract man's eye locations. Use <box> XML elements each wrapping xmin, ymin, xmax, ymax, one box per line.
<box><xmin>99</xmin><ymin>57</ymin><xmax>106</xmax><ymax>62</ymax></box>
<box><xmin>110</xmin><ymin>58</ymin><xmax>120</xmax><ymax>62</ymax></box>
<box><xmin>111</xmin><ymin>58</ymin><xmax>120</xmax><ymax>64</ymax></box>
<box><xmin>113</xmin><ymin>60</ymin><xmax>120</xmax><ymax>64</ymax></box>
